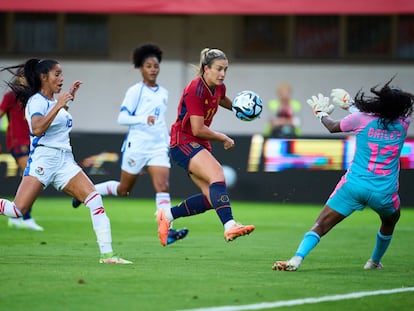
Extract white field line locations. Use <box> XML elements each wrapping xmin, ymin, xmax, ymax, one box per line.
<box><xmin>178</xmin><ymin>287</ymin><xmax>414</xmax><ymax>311</ymax></box>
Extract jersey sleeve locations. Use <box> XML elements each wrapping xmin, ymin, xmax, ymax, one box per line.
<box><xmin>118</xmin><ymin>84</ymin><xmax>148</xmax><ymax>125</ymax></box>
<box><xmin>340</xmin><ymin>112</ymin><xmax>366</xmax><ymax>133</ymax></box>
<box><xmin>220</xmin><ymin>84</ymin><xmax>227</xmax><ymax>101</ymax></box>
<box><xmin>117</xmin><ymin>109</ymin><xmax>146</xmax><ymax>125</ymax></box>
<box><xmin>184</xmin><ymin>83</ymin><xmax>205</xmax><ymax>117</ymax></box>
<box><xmin>0</xmin><ymin>92</ymin><xmax>16</xmax><ymax>113</ymax></box>
<box><xmin>400</xmin><ymin>116</ymin><xmax>411</xmax><ymax>132</ymax></box>
<box><xmin>26</xmin><ymin>95</ymin><xmax>48</xmax><ymax>119</ymax></box>
<box><xmin>120</xmin><ymin>85</ymin><xmax>140</xmax><ymax>115</ymax></box>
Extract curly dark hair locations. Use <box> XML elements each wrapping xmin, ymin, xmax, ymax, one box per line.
<box><xmin>132</xmin><ymin>44</ymin><xmax>162</xmax><ymax>68</ymax></box>
<box><xmin>354</xmin><ymin>77</ymin><xmax>414</xmax><ymax>129</ymax></box>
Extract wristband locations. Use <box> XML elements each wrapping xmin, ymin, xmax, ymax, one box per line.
<box><xmin>316</xmin><ymin>111</ymin><xmax>328</xmax><ymax>122</ymax></box>
<box><xmin>348</xmin><ymin>105</ymin><xmax>359</xmax><ymax>113</ymax></box>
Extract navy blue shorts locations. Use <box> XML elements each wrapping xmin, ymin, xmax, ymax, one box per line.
<box><xmin>10</xmin><ymin>144</ymin><xmax>30</xmax><ymax>159</ymax></box>
<box><xmin>170</xmin><ymin>142</ymin><xmax>206</xmax><ymax>171</ymax></box>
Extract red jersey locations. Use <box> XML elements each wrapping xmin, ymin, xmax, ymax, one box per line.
<box><xmin>170</xmin><ymin>77</ymin><xmax>226</xmax><ymax>151</ymax></box>
<box><xmin>0</xmin><ymin>91</ymin><xmax>30</xmax><ymax>151</ymax></box>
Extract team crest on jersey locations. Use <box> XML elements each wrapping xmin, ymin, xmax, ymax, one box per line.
<box><xmin>190</xmin><ymin>142</ymin><xmax>201</xmax><ymax>148</ymax></box>
<box><xmin>35</xmin><ymin>166</ymin><xmax>44</xmax><ymax>175</ymax></box>
<box><xmin>128</xmin><ymin>158</ymin><xmax>136</xmax><ymax>167</ymax></box>
<box><xmin>204</xmin><ymin>99</ymin><xmax>208</xmax><ymax>105</ymax></box>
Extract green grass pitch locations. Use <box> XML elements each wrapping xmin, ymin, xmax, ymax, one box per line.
<box><xmin>1</xmin><ymin>197</ymin><xmax>413</xmax><ymax>311</ymax></box>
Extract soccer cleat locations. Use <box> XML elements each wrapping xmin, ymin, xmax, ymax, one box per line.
<box><xmin>99</xmin><ymin>252</ymin><xmax>132</xmax><ymax>264</ymax></box>
<box><xmin>157</xmin><ymin>209</ymin><xmax>171</xmax><ymax>246</ymax></box>
<box><xmin>224</xmin><ymin>223</ymin><xmax>255</xmax><ymax>242</ymax></box>
<box><xmin>272</xmin><ymin>256</ymin><xmax>303</xmax><ymax>271</ymax></box>
<box><xmin>22</xmin><ymin>218</ymin><xmax>44</xmax><ymax>231</ymax></box>
<box><xmin>364</xmin><ymin>259</ymin><xmax>384</xmax><ymax>270</ymax></box>
<box><xmin>8</xmin><ymin>217</ymin><xmax>23</xmax><ymax>229</ymax></box>
<box><xmin>167</xmin><ymin>228</ymin><xmax>189</xmax><ymax>245</ymax></box>
<box><xmin>72</xmin><ymin>198</ymin><xmax>82</xmax><ymax>208</ymax></box>
<box><xmin>8</xmin><ymin>217</ymin><xmax>44</xmax><ymax>231</ymax></box>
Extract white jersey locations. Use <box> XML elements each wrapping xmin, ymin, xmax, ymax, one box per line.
<box><xmin>118</xmin><ymin>82</ymin><xmax>169</xmax><ymax>153</ymax></box>
<box><xmin>25</xmin><ymin>92</ymin><xmax>73</xmax><ymax>152</ymax></box>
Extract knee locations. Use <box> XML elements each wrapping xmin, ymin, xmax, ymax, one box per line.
<box><xmin>153</xmin><ymin>180</ymin><xmax>169</xmax><ymax>193</ymax></box>
<box><xmin>382</xmin><ymin>210</ymin><xmax>400</xmax><ymax>226</ymax></box>
<box><xmin>207</xmin><ymin>171</ymin><xmax>225</xmax><ymax>185</ymax></box>
<box><xmin>116</xmin><ymin>182</ymin><xmax>133</xmax><ymax>196</ymax></box>
<box><xmin>117</xmin><ymin>189</ymin><xmax>130</xmax><ymax>197</ymax></box>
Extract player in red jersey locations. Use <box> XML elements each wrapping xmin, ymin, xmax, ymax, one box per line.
<box><xmin>156</xmin><ymin>48</ymin><xmax>255</xmax><ymax>246</ymax></box>
<box><xmin>0</xmin><ymin>70</ymin><xmax>43</xmax><ymax>231</ymax></box>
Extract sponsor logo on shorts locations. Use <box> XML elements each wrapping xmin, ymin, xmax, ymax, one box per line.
<box><xmin>19</xmin><ymin>145</ymin><xmax>29</xmax><ymax>154</ymax></box>
<box><xmin>35</xmin><ymin>167</ymin><xmax>44</xmax><ymax>175</ymax></box>
<box><xmin>190</xmin><ymin>142</ymin><xmax>201</xmax><ymax>148</ymax></box>
<box><xmin>128</xmin><ymin>158</ymin><xmax>136</xmax><ymax>167</ymax></box>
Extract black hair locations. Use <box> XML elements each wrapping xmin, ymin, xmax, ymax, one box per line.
<box><xmin>354</xmin><ymin>77</ymin><xmax>414</xmax><ymax>129</ymax></box>
<box><xmin>132</xmin><ymin>44</ymin><xmax>162</xmax><ymax>68</ymax></box>
<box><xmin>1</xmin><ymin>59</ymin><xmax>59</xmax><ymax>107</ymax></box>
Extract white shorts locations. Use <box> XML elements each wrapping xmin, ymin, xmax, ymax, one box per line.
<box><xmin>25</xmin><ymin>146</ymin><xmax>82</xmax><ymax>191</ymax></box>
<box><xmin>121</xmin><ymin>148</ymin><xmax>171</xmax><ymax>175</ymax></box>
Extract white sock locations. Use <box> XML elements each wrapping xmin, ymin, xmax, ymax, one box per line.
<box><xmin>156</xmin><ymin>192</ymin><xmax>174</xmax><ymax>226</ymax></box>
<box><xmin>84</xmin><ymin>191</ymin><xmax>113</xmax><ymax>254</ymax></box>
<box><xmin>95</xmin><ymin>181</ymin><xmax>120</xmax><ymax>196</ymax></box>
<box><xmin>155</xmin><ymin>192</ymin><xmax>171</xmax><ymax>210</ymax></box>
<box><xmin>164</xmin><ymin>208</ymin><xmax>174</xmax><ymax>222</ymax></box>
<box><xmin>224</xmin><ymin>219</ymin><xmax>236</xmax><ymax>231</ymax></box>
<box><xmin>0</xmin><ymin>199</ymin><xmax>23</xmax><ymax>217</ymax></box>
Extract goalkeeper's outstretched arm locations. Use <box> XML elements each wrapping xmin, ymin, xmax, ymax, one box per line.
<box><xmin>320</xmin><ymin>116</ymin><xmax>341</xmax><ymax>133</ymax></box>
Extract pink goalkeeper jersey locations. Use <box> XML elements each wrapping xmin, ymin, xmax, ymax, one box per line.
<box><xmin>340</xmin><ymin>111</ymin><xmax>410</xmax><ymax>194</ymax></box>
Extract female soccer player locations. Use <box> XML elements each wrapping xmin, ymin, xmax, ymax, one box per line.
<box><xmin>0</xmin><ymin>69</ymin><xmax>43</xmax><ymax>231</ymax></box>
<box><xmin>156</xmin><ymin>48</ymin><xmax>255</xmax><ymax>246</ymax></box>
<box><xmin>72</xmin><ymin>44</ymin><xmax>188</xmax><ymax>245</ymax></box>
<box><xmin>273</xmin><ymin>79</ymin><xmax>413</xmax><ymax>271</ymax></box>
<box><xmin>0</xmin><ymin>59</ymin><xmax>131</xmax><ymax>264</ymax></box>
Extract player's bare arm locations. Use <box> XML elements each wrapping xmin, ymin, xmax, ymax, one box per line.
<box><xmin>190</xmin><ymin>115</ymin><xmax>234</xmax><ymax>149</ymax></box>
<box><xmin>219</xmin><ymin>96</ymin><xmax>232</xmax><ymax>110</ymax></box>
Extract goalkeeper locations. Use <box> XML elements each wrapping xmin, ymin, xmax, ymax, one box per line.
<box><xmin>273</xmin><ymin>78</ymin><xmax>413</xmax><ymax>271</ymax></box>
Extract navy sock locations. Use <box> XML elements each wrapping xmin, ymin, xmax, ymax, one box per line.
<box><xmin>171</xmin><ymin>194</ymin><xmax>212</xmax><ymax>219</ymax></box>
<box><xmin>209</xmin><ymin>182</ymin><xmax>233</xmax><ymax>225</ymax></box>
<box><xmin>22</xmin><ymin>208</ymin><xmax>32</xmax><ymax>220</ymax></box>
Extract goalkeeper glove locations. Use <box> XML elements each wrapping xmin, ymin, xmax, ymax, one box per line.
<box><xmin>307</xmin><ymin>93</ymin><xmax>334</xmax><ymax>121</ymax></box>
<box><xmin>330</xmin><ymin>88</ymin><xmax>359</xmax><ymax>113</ymax></box>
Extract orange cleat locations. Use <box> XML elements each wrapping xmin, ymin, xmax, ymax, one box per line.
<box><xmin>157</xmin><ymin>209</ymin><xmax>171</xmax><ymax>246</ymax></box>
<box><xmin>224</xmin><ymin>223</ymin><xmax>255</xmax><ymax>242</ymax></box>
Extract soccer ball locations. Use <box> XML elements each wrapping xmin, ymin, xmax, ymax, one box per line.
<box><xmin>232</xmin><ymin>90</ymin><xmax>263</xmax><ymax>121</ymax></box>
<box><xmin>222</xmin><ymin>165</ymin><xmax>237</xmax><ymax>188</ymax></box>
